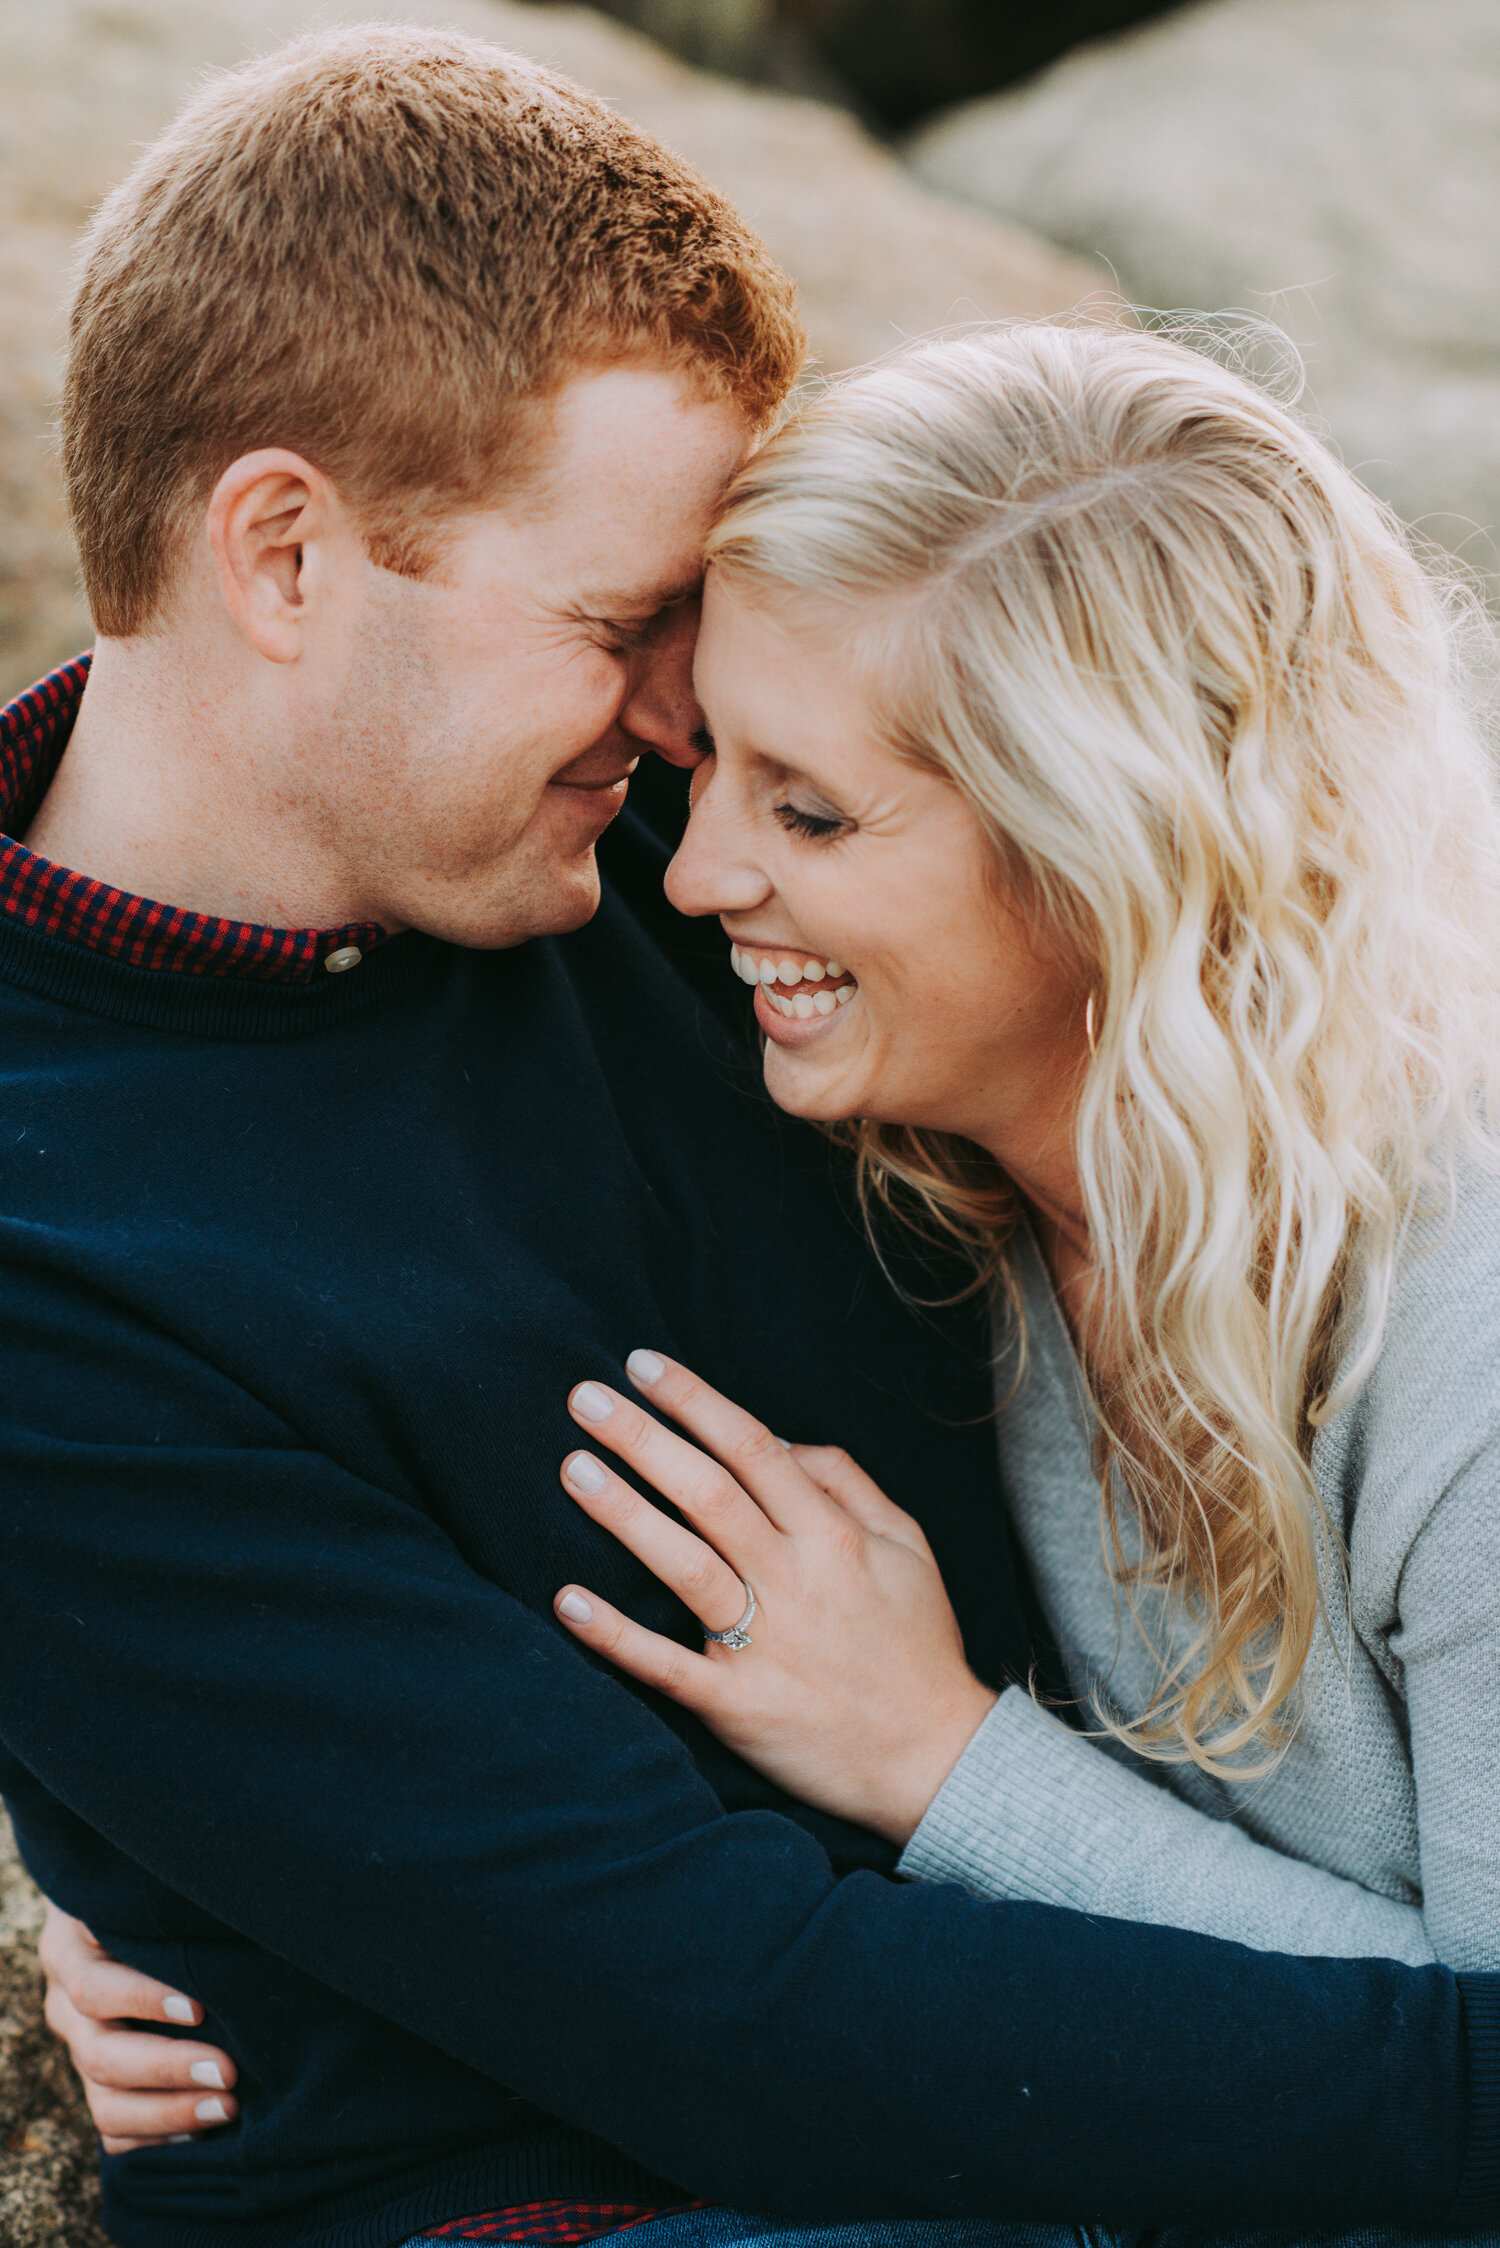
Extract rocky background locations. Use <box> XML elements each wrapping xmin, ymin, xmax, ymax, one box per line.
<box><xmin>907</xmin><ymin>0</ymin><xmax>1500</xmax><ymax>603</ymax></box>
<box><xmin>2</xmin><ymin>0</ymin><xmax>1496</xmax><ymax>2240</ymax></box>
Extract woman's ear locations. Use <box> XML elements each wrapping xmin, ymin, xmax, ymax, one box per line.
<box><xmin>205</xmin><ymin>448</ymin><xmax>344</xmax><ymax>664</ymax></box>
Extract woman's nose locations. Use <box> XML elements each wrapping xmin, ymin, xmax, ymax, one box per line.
<box><xmin>664</xmin><ymin>767</ymin><xmax>771</xmax><ymax>920</ymax></box>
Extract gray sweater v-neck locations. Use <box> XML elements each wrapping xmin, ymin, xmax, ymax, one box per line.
<box><xmin>899</xmin><ymin>1147</ymin><xmax>1500</xmax><ymax>1970</ymax></box>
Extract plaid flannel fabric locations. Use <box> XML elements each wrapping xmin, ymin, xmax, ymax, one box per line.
<box><xmin>405</xmin><ymin>2199</ymin><xmax>701</xmax><ymax>2244</ymax></box>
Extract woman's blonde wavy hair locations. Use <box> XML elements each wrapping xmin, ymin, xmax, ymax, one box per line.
<box><xmin>705</xmin><ymin>317</ymin><xmax>1500</xmax><ymax>1775</ymax></box>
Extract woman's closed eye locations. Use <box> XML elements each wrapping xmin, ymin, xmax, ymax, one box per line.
<box><xmin>774</xmin><ymin>801</ymin><xmax>849</xmax><ymax>842</ymax></box>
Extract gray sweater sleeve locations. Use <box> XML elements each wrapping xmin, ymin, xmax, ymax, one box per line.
<box><xmin>1384</xmin><ymin>1440</ymin><xmax>1500</xmax><ymax>1968</ymax></box>
<box><xmin>898</xmin><ymin>1687</ymin><xmax>1437</xmax><ymax>1966</ymax></box>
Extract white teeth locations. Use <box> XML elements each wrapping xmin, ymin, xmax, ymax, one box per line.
<box><xmin>771</xmin><ymin>991</ymin><xmax>795</xmax><ymax>1016</ymax></box>
<box><xmin>835</xmin><ymin>982</ymin><xmax>855</xmax><ymax>1005</ymax></box>
<box><xmin>791</xmin><ymin>993</ymin><xmax>816</xmax><ymax>1019</ymax></box>
<box><xmin>737</xmin><ymin>947</ymin><xmax>854</xmax><ymax>993</ymax></box>
<box><xmin>812</xmin><ymin>989</ymin><xmax>837</xmax><ymax>1016</ymax></box>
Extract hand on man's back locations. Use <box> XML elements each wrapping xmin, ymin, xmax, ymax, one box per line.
<box><xmin>39</xmin><ymin>1905</ymin><xmax>237</xmax><ymax>2151</ymax></box>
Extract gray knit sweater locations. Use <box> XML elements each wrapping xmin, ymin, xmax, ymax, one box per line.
<box><xmin>898</xmin><ymin>1148</ymin><xmax>1500</xmax><ymax>1970</ymax></box>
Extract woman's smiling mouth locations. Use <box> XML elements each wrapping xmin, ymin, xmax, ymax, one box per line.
<box><xmin>729</xmin><ymin>943</ymin><xmax>859</xmax><ymax>1036</ymax></box>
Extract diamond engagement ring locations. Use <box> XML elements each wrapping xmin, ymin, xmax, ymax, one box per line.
<box><xmin>702</xmin><ymin>1579</ymin><xmax>756</xmax><ymax>1651</ymax></box>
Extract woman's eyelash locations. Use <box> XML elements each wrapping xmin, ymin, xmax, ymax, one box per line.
<box><xmin>774</xmin><ymin>802</ymin><xmax>847</xmax><ymax>841</ymax></box>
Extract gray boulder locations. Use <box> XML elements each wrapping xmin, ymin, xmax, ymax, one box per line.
<box><xmin>0</xmin><ymin>0</ymin><xmax>1096</xmax><ymax>700</ymax></box>
<box><xmin>907</xmin><ymin>0</ymin><xmax>1500</xmax><ymax>595</ymax></box>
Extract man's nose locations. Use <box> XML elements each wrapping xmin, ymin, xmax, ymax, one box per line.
<box><xmin>664</xmin><ymin>760</ymin><xmax>770</xmax><ymax>920</ymax></box>
<box><xmin>619</xmin><ymin>601</ymin><xmax>705</xmax><ymax>770</ymax></box>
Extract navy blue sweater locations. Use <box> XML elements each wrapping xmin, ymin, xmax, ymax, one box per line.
<box><xmin>1</xmin><ymin>758</ymin><xmax>1497</xmax><ymax>2248</ymax></box>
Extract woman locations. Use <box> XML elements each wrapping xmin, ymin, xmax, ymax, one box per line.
<box><xmin>48</xmin><ymin>318</ymin><xmax>1500</xmax><ymax>2144</ymax></box>
<box><xmin>545</xmin><ymin>318</ymin><xmax>1500</xmax><ymax>1975</ymax></box>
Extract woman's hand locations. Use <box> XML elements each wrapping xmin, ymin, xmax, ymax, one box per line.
<box><xmin>37</xmin><ymin>1903</ymin><xmax>238</xmax><ymax>2153</ymax></box>
<box><xmin>553</xmin><ymin>1351</ymin><xmax>997</xmax><ymax>1844</ymax></box>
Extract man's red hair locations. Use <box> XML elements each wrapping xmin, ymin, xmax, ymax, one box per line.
<box><xmin>61</xmin><ymin>22</ymin><xmax>805</xmax><ymax>634</ymax></box>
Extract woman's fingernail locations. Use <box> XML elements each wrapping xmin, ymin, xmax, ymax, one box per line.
<box><xmin>558</xmin><ymin>1591</ymin><xmax>594</xmax><ymax>1624</ymax></box>
<box><xmin>194</xmin><ymin>2097</ymin><xmax>229</xmax><ymax>2124</ymax></box>
<box><xmin>572</xmin><ymin>1382</ymin><xmax>615</xmax><ymax>1422</ymax></box>
<box><xmin>168</xmin><ymin>2133</ymin><xmax>196</xmax><ymax>2144</ymax></box>
<box><xmin>163</xmin><ymin>1995</ymin><xmax>197</xmax><ymax>2025</ymax></box>
<box><xmin>190</xmin><ymin>2061</ymin><xmax>226</xmax><ymax>2090</ymax></box>
<box><xmin>775</xmin><ymin>1435</ymin><xmax>791</xmax><ymax>1449</ymax></box>
<box><xmin>626</xmin><ymin>1349</ymin><xmax>666</xmax><ymax>1386</ymax></box>
<box><xmin>564</xmin><ymin>1452</ymin><xmax>608</xmax><ymax>1495</ymax></box>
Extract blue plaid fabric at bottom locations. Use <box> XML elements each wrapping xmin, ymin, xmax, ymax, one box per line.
<box><xmin>400</xmin><ymin>2207</ymin><xmax>1500</xmax><ymax>2248</ymax></box>
<box><xmin>398</xmin><ymin>2218</ymin><xmax>1088</xmax><ymax>2248</ymax></box>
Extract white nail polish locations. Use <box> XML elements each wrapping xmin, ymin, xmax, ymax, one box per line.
<box><xmin>564</xmin><ymin>1453</ymin><xmax>608</xmax><ymax>1494</ymax></box>
<box><xmin>168</xmin><ymin>2133</ymin><xmax>196</xmax><ymax>2144</ymax></box>
<box><xmin>572</xmin><ymin>1383</ymin><xmax>614</xmax><ymax>1422</ymax></box>
<box><xmin>626</xmin><ymin>1348</ymin><xmax>665</xmax><ymax>1386</ymax></box>
<box><xmin>190</xmin><ymin>2061</ymin><xmax>225</xmax><ymax>2090</ymax></box>
<box><xmin>194</xmin><ymin>2097</ymin><xmax>228</xmax><ymax>2124</ymax></box>
<box><xmin>558</xmin><ymin>1591</ymin><xmax>594</xmax><ymax>1624</ymax></box>
<box><xmin>162</xmin><ymin>1995</ymin><xmax>197</xmax><ymax>2025</ymax></box>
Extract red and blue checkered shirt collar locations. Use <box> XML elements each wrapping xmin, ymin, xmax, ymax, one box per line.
<box><xmin>0</xmin><ymin>653</ymin><xmax>385</xmax><ymax>982</ymax></box>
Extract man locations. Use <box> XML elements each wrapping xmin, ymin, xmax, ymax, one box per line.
<box><xmin>1</xmin><ymin>23</ymin><xmax>1495</xmax><ymax>2248</ymax></box>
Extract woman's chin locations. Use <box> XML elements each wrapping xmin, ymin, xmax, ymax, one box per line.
<box><xmin>755</xmin><ymin>986</ymin><xmax>868</xmax><ymax>1119</ymax></box>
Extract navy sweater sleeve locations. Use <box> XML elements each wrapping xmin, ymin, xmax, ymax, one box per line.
<box><xmin>0</xmin><ymin>1284</ymin><xmax>1492</xmax><ymax>2235</ymax></box>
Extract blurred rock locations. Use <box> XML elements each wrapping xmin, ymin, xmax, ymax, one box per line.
<box><xmin>574</xmin><ymin>0</ymin><xmax>777</xmax><ymax>79</ymax></box>
<box><xmin>802</xmin><ymin>0</ymin><xmax>1192</xmax><ymax>132</ymax></box>
<box><xmin>557</xmin><ymin>1</ymin><xmax>1195</xmax><ymax>129</ymax></box>
<box><xmin>907</xmin><ymin>0</ymin><xmax>1500</xmax><ymax>596</ymax></box>
<box><xmin>1</xmin><ymin>1804</ymin><xmax>108</xmax><ymax>2248</ymax></box>
<box><xmin>0</xmin><ymin>0</ymin><xmax>1095</xmax><ymax>700</ymax></box>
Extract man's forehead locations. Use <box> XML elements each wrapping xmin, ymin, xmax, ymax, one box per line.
<box><xmin>506</xmin><ymin>368</ymin><xmax>750</xmax><ymax>592</ymax></box>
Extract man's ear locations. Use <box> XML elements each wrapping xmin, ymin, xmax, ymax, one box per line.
<box><xmin>206</xmin><ymin>450</ymin><xmax>349</xmax><ymax>664</ymax></box>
